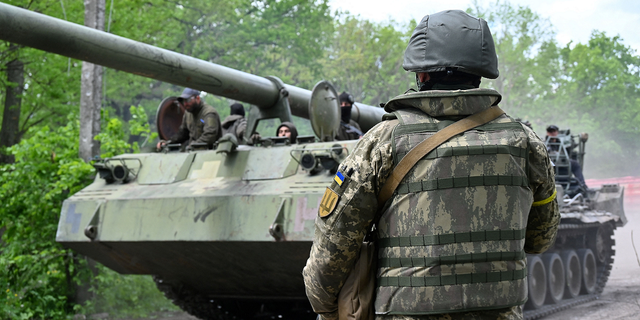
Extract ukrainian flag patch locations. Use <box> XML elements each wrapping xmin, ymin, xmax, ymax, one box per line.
<box><xmin>334</xmin><ymin>171</ymin><xmax>345</xmax><ymax>186</ymax></box>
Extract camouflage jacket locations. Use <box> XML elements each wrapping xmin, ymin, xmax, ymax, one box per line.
<box><xmin>171</xmin><ymin>102</ymin><xmax>221</xmax><ymax>148</ymax></box>
<box><xmin>303</xmin><ymin>88</ymin><xmax>559</xmax><ymax>320</ymax></box>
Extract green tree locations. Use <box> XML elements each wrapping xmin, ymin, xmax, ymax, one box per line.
<box><xmin>204</xmin><ymin>0</ymin><xmax>333</xmax><ymax>88</ymax></box>
<box><xmin>0</xmin><ymin>1</ymin><xmax>84</xmax><ymax>160</ymax></box>
<box><xmin>468</xmin><ymin>0</ymin><xmax>561</xmax><ymax>121</ymax></box>
<box><xmin>320</xmin><ymin>14</ymin><xmax>415</xmax><ymax>107</ymax></box>
<box><xmin>468</xmin><ymin>1</ymin><xmax>640</xmax><ymax>178</ymax></box>
<box><xmin>0</xmin><ymin>117</ymin><xmax>94</xmax><ymax>319</ymax></box>
<box><xmin>0</xmin><ymin>107</ymin><xmax>166</xmax><ymax>318</ymax></box>
<box><xmin>554</xmin><ymin>32</ymin><xmax>640</xmax><ymax>177</ymax></box>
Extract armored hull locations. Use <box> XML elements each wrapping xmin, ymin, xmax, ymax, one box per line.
<box><xmin>58</xmin><ymin>142</ymin><xmax>357</xmax><ymax>319</ymax></box>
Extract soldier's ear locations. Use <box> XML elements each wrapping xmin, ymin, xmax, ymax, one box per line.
<box><xmin>418</xmin><ymin>72</ymin><xmax>430</xmax><ymax>82</ymax></box>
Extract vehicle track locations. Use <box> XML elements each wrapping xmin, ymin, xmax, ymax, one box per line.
<box><xmin>523</xmin><ymin>222</ymin><xmax>616</xmax><ymax>320</ymax></box>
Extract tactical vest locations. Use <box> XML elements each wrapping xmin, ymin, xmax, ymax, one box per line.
<box><xmin>375</xmin><ymin>108</ymin><xmax>532</xmax><ymax>315</ymax></box>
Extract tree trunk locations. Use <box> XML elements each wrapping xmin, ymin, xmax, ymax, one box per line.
<box><xmin>79</xmin><ymin>0</ymin><xmax>105</xmax><ymax>162</ymax></box>
<box><xmin>74</xmin><ymin>0</ymin><xmax>106</xmax><ymax>309</ymax></box>
<box><xmin>0</xmin><ymin>45</ymin><xmax>24</xmax><ymax>164</ymax></box>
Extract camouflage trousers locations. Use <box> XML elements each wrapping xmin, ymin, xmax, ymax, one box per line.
<box><xmin>376</xmin><ymin>306</ymin><xmax>522</xmax><ymax>320</ymax></box>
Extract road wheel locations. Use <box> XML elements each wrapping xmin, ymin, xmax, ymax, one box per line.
<box><xmin>543</xmin><ymin>253</ymin><xmax>565</xmax><ymax>304</ymax></box>
<box><xmin>525</xmin><ymin>255</ymin><xmax>547</xmax><ymax>309</ymax></box>
<box><xmin>577</xmin><ymin>249</ymin><xmax>597</xmax><ymax>294</ymax></box>
<box><xmin>562</xmin><ymin>250</ymin><xmax>582</xmax><ymax>298</ymax></box>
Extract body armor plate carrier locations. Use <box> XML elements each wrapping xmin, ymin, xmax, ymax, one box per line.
<box><xmin>375</xmin><ymin>107</ymin><xmax>531</xmax><ymax>315</ymax></box>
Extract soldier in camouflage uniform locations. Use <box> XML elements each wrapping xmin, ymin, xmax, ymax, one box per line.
<box><xmin>158</xmin><ymin>88</ymin><xmax>222</xmax><ymax>150</ymax></box>
<box><xmin>303</xmin><ymin>10</ymin><xmax>559</xmax><ymax>320</ymax></box>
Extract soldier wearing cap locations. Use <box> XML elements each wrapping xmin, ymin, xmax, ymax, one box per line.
<box><xmin>157</xmin><ymin>88</ymin><xmax>221</xmax><ymax>150</ymax></box>
<box><xmin>335</xmin><ymin>91</ymin><xmax>363</xmax><ymax>141</ymax></box>
<box><xmin>303</xmin><ymin>10</ymin><xmax>559</xmax><ymax>320</ymax></box>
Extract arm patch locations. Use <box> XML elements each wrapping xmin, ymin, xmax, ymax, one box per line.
<box><xmin>319</xmin><ymin>188</ymin><xmax>340</xmax><ymax>218</ymax></box>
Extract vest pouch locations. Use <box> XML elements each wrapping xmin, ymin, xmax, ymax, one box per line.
<box><xmin>338</xmin><ymin>240</ymin><xmax>377</xmax><ymax>320</ymax></box>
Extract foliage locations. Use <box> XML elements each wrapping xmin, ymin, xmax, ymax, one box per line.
<box><xmin>469</xmin><ymin>1</ymin><xmax>640</xmax><ymax>178</ymax></box>
<box><xmin>96</xmin><ymin>106</ymin><xmax>158</xmax><ymax>157</ymax></box>
<box><xmin>80</xmin><ymin>265</ymin><xmax>179</xmax><ymax>318</ymax></box>
<box><xmin>554</xmin><ymin>32</ymin><xmax>640</xmax><ymax>177</ymax></box>
<box><xmin>320</xmin><ymin>14</ymin><xmax>415</xmax><ymax>107</ymax></box>
<box><xmin>468</xmin><ymin>0</ymin><xmax>560</xmax><ymax>118</ymax></box>
<box><xmin>0</xmin><ymin>116</ymin><xmax>94</xmax><ymax>319</ymax></box>
<box><xmin>0</xmin><ymin>106</ymin><xmax>169</xmax><ymax>318</ymax></box>
<box><xmin>198</xmin><ymin>0</ymin><xmax>333</xmax><ymax>88</ymax></box>
<box><xmin>0</xmin><ymin>0</ymin><xmax>84</xmax><ymax>134</ymax></box>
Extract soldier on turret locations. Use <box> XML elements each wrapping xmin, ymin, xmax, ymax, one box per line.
<box><xmin>546</xmin><ymin>124</ymin><xmax>587</xmax><ymax>188</ymax></box>
<box><xmin>157</xmin><ymin>88</ymin><xmax>222</xmax><ymax>150</ymax></box>
<box><xmin>221</xmin><ymin>102</ymin><xmax>247</xmax><ymax>142</ymax></box>
<box><xmin>335</xmin><ymin>91</ymin><xmax>363</xmax><ymax>140</ymax></box>
<box><xmin>276</xmin><ymin>122</ymin><xmax>298</xmax><ymax>144</ymax></box>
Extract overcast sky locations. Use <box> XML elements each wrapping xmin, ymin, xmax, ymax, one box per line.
<box><xmin>329</xmin><ymin>0</ymin><xmax>640</xmax><ymax>53</ymax></box>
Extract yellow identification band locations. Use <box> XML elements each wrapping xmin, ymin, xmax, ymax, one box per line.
<box><xmin>532</xmin><ymin>189</ymin><xmax>557</xmax><ymax>207</ymax></box>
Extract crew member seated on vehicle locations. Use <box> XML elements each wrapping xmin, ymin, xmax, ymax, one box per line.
<box><xmin>221</xmin><ymin>102</ymin><xmax>247</xmax><ymax>142</ymax></box>
<box><xmin>276</xmin><ymin>122</ymin><xmax>298</xmax><ymax>144</ymax></box>
<box><xmin>335</xmin><ymin>91</ymin><xmax>363</xmax><ymax>141</ymax></box>
<box><xmin>546</xmin><ymin>124</ymin><xmax>587</xmax><ymax>188</ymax></box>
<box><xmin>157</xmin><ymin>88</ymin><xmax>222</xmax><ymax>151</ymax></box>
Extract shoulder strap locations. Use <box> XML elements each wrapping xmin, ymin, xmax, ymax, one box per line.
<box><xmin>377</xmin><ymin>106</ymin><xmax>505</xmax><ymax>206</ymax></box>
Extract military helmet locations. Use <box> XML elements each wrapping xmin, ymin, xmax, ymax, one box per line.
<box><xmin>403</xmin><ymin>10</ymin><xmax>499</xmax><ymax>79</ymax></box>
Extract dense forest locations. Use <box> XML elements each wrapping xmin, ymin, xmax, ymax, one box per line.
<box><xmin>1</xmin><ymin>0</ymin><xmax>639</xmax><ymax>318</ymax></box>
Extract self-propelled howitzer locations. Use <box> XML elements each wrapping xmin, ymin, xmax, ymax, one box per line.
<box><xmin>0</xmin><ymin>3</ymin><xmax>384</xmax><ymax>319</ymax></box>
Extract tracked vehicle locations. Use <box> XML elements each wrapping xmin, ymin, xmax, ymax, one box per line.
<box><xmin>0</xmin><ymin>3</ymin><xmax>626</xmax><ymax>319</ymax></box>
<box><xmin>523</xmin><ymin>129</ymin><xmax>626</xmax><ymax>319</ymax></box>
<box><xmin>0</xmin><ymin>4</ymin><xmax>380</xmax><ymax>319</ymax></box>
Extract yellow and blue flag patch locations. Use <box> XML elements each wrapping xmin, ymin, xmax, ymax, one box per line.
<box><xmin>334</xmin><ymin>171</ymin><xmax>345</xmax><ymax>186</ymax></box>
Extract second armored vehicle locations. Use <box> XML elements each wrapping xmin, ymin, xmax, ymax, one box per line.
<box><xmin>523</xmin><ymin>128</ymin><xmax>626</xmax><ymax>319</ymax></box>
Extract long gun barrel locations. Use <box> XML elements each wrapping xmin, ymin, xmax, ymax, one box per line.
<box><xmin>0</xmin><ymin>3</ymin><xmax>384</xmax><ymax>131</ymax></box>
